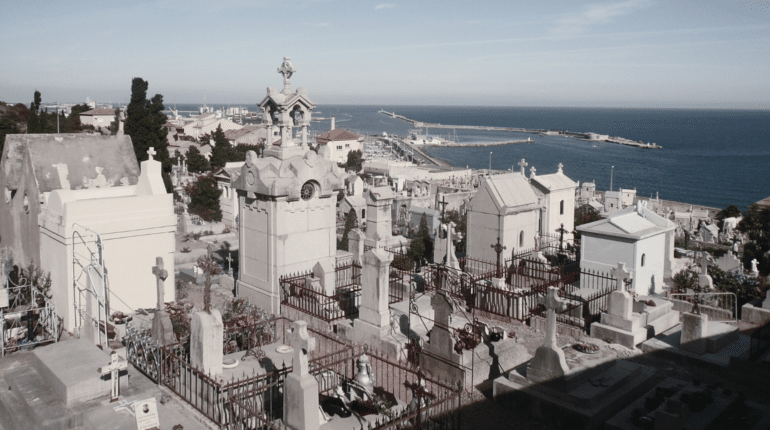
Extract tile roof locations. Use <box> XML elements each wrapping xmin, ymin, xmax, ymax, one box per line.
<box><xmin>316</xmin><ymin>129</ymin><xmax>362</xmax><ymax>144</ymax></box>
<box><xmin>80</xmin><ymin>107</ymin><xmax>115</xmax><ymax>116</ymax></box>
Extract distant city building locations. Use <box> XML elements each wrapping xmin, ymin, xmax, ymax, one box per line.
<box><xmin>316</xmin><ymin>127</ymin><xmax>363</xmax><ymax>164</ymax></box>
<box><xmin>79</xmin><ymin>107</ymin><xmax>115</xmax><ymax>129</ymax></box>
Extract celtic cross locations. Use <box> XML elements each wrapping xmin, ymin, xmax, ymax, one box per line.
<box><xmin>277</xmin><ymin>57</ymin><xmax>296</xmax><ymax>93</ymax></box>
<box><xmin>491</xmin><ymin>237</ymin><xmax>507</xmax><ymax>278</ymax></box>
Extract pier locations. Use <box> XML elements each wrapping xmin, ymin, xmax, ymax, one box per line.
<box><xmin>379</xmin><ymin>110</ymin><xmax>662</xmax><ymax>149</ymax></box>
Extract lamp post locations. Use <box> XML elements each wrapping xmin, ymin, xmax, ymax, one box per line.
<box><xmin>56</xmin><ymin>102</ymin><xmax>59</xmax><ymax>134</ymax></box>
<box><xmin>610</xmin><ymin>165</ymin><xmax>614</xmax><ymax>191</ymax></box>
<box><xmin>489</xmin><ymin>151</ymin><xmax>492</xmax><ymax>175</ymax></box>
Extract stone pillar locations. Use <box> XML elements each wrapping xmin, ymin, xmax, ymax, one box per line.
<box><xmin>284</xmin><ymin>320</ymin><xmax>319</xmax><ymax>430</ymax></box>
<box><xmin>348</xmin><ymin>229</ymin><xmax>366</xmax><ymax>261</ymax></box>
<box><xmin>356</xmin><ymin>249</ymin><xmax>393</xmax><ymax>336</ymax></box>
<box><xmin>152</xmin><ymin>257</ymin><xmax>177</xmax><ymax>345</ymax></box>
<box><xmin>680</xmin><ymin>312</ymin><xmax>708</xmax><ymax>355</ymax></box>
<box><xmin>313</xmin><ymin>259</ymin><xmax>336</xmax><ymax>296</ymax></box>
<box><xmin>190</xmin><ymin>309</ymin><xmax>223</xmax><ymax>375</ymax></box>
<box><xmin>365</xmin><ymin>190</ymin><xmax>394</xmax><ymax>246</ymax></box>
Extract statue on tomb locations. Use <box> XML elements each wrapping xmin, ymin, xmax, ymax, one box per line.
<box><xmin>245</xmin><ymin>150</ymin><xmax>258</xmax><ymax>168</ymax></box>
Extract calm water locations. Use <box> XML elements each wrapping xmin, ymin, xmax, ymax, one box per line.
<box><xmin>173</xmin><ymin>104</ymin><xmax>770</xmax><ymax>211</ymax></box>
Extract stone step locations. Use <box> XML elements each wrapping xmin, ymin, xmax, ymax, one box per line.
<box><xmin>5</xmin><ymin>365</ymin><xmax>82</xmax><ymax>430</ymax></box>
<box><xmin>0</xmin><ymin>378</ymin><xmax>36</xmax><ymax>430</ymax></box>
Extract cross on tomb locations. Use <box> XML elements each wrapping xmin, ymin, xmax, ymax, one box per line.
<box><xmin>404</xmin><ymin>371</ymin><xmax>436</xmax><ymax>430</ymax></box>
<box><xmin>530</xmin><ymin>166</ymin><xmax>537</xmax><ymax>178</ymax></box>
<box><xmin>517</xmin><ymin>158</ymin><xmax>528</xmax><ymax>176</ymax></box>
<box><xmin>147</xmin><ymin>147</ymin><xmax>156</xmax><ymax>160</ymax></box>
<box><xmin>696</xmin><ymin>252</ymin><xmax>710</xmax><ymax>275</ymax></box>
<box><xmin>490</xmin><ymin>237</ymin><xmax>507</xmax><ymax>278</ymax></box>
<box><xmin>196</xmin><ymin>244</ymin><xmax>221</xmax><ymax>314</ymax></box>
<box><xmin>611</xmin><ymin>262</ymin><xmax>631</xmax><ymax>292</ymax></box>
<box><xmin>152</xmin><ymin>257</ymin><xmax>168</xmax><ymax>310</ymax></box>
<box><xmin>226</xmin><ymin>252</ymin><xmax>233</xmax><ymax>274</ymax></box>
<box><xmin>288</xmin><ymin>320</ymin><xmax>316</xmax><ymax>377</ymax></box>
<box><xmin>543</xmin><ymin>286</ymin><xmax>569</xmax><ymax>349</ymax></box>
<box><xmin>555</xmin><ymin>223</ymin><xmax>574</xmax><ymax>252</ymax></box>
<box><xmin>98</xmin><ymin>351</ymin><xmax>128</xmax><ymax>402</ymax></box>
<box><xmin>438</xmin><ymin>196</ymin><xmax>448</xmax><ymax>223</ymax></box>
<box><xmin>557</xmin><ymin>162</ymin><xmax>564</xmax><ymax>173</ymax></box>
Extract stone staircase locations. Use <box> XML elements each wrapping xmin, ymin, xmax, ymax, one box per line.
<box><xmin>0</xmin><ymin>363</ymin><xmax>85</xmax><ymax>430</ymax></box>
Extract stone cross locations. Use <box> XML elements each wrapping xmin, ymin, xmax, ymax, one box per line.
<box><xmin>277</xmin><ymin>57</ymin><xmax>296</xmax><ymax>93</ymax></box>
<box><xmin>147</xmin><ymin>147</ymin><xmax>156</xmax><ymax>160</ymax></box>
<box><xmin>529</xmin><ymin>166</ymin><xmax>537</xmax><ymax>178</ymax></box>
<box><xmin>557</xmin><ymin>162</ymin><xmax>564</xmax><ymax>174</ymax></box>
<box><xmin>98</xmin><ymin>351</ymin><xmax>127</xmax><ymax>402</ymax></box>
<box><xmin>611</xmin><ymin>262</ymin><xmax>631</xmax><ymax>292</ymax></box>
<box><xmin>152</xmin><ymin>257</ymin><xmax>168</xmax><ymax>310</ymax></box>
<box><xmin>491</xmin><ymin>237</ymin><xmax>507</xmax><ymax>278</ymax></box>
<box><xmin>518</xmin><ymin>158</ymin><xmax>528</xmax><ymax>176</ymax></box>
<box><xmin>543</xmin><ymin>286</ymin><xmax>568</xmax><ymax>349</ymax></box>
<box><xmin>438</xmin><ymin>195</ymin><xmax>448</xmax><ymax>222</ymax></box>
<box><xmin>696</xmin><ymin>252</ymin><xmax>710</xmax><ymax>275</ymax></box>
<box><xmin>226</xmin><ymin>252</ymin><xmax>233</xmax><ymax>273</ymax></box>
<box><xmin>288</xmin><ymin>320</ymin><xmax>316</xmax><ymax>377</ymax></box>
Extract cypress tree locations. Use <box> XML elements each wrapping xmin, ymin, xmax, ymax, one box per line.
<box><xmin>33</xmin><ymin>90</ymin><xmax>41</xmax><ymax>111</ymax></box>
<box><xmin>185</xmin><ymin>146</ymin><xmax>210</xmax><ymax>173</ymax></box>
<box><xmin>209</xmin><ymin>124</ymin><xmax>233</xmax><ymax>169</ymax></box>
<box><xmin>339</xmin><ymin>209</ymin><xmax>358</xmax><ymax>251</ymax></box>
<box><xmin>124</xmin><ymin>78</ymin><xmax>171</xmax><ymax>191</ymax></box>
<box><xmin>26</xmin><ymin>102</ymin><xmax>39</xmax><ymax>133</ymax></box>
<box><xmin>185</xmin><ymin>173</ymin><xmax>222</xmax><ymax>222</ymax></box>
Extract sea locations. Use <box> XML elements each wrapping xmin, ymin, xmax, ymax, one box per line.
<box><xmin>170</xmin><ymin>104</ymin><xmax>770</xmax><ymax>211</ymax></box>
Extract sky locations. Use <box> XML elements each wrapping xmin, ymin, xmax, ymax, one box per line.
<box><xmin>1</xmin><ymin>0</ymin><xmax>769</xmax><ymax>108</ymax></box>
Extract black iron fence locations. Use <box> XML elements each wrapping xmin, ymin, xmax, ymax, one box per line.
<box><xmin>280</xmin><ymin>268</ymin><xmax>362</xmax><ymax>323</ymax></box>
<box><xmin>750</xmin><ymin>319</ymin><xmax>770</xmax><ymax>361</ymax></box>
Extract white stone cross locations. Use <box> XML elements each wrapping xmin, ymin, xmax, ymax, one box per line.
<box><xmin>518</xmin><ymin>158</ymin><xmax>528</xmax><ymax>176</ymax></box>
<box><xmin>557</xmin><ymin>162</ymin><xmax>564</xmax><ymax>173</ymax></box>
<box><xmin>226</xmin><ymin>252</ymin><xmax>233</xmax><ymax>273</ymax></box>
<box><xmin>696</xmin><ymin>252</ymin><xmax>710</xmax><ymax>275</ymax></box>
<box><xmin>152</xmin><ymin>257</ymin><xmax>168</xmax><ymax>310</ymax></box>
<box><xmin>543</xmin><ymin>286</ymin><xmax>569</xmax><ymax>349</ymax></box>
<box><xmin>98</xmin><ymin>351</ymin><xmax>127</xmax><ymax>402</ymax></box>
<box><xmin>611</xmin><ymin>262</ymin><xmax>631</xmax><ymax>292</ymax></box>
<box><xmin>288</xmin><ymin>320</ymin><xmax>316</xmax><ymax>376</ymax></box>
<box><xmin>529</xmin><ymin>166</ymin><xmax>537</xmax><ymax>178</ymax></box>
<box><xmin>147</xmin><ymin>147</ymin><xmax>156</xmax><ymax>160</ymax></box>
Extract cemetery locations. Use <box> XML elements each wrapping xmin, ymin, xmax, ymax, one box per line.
<box><xmin>1</xmin><ymin>59</ymin><xmax>770</xmax><ymax>430</ymax></box>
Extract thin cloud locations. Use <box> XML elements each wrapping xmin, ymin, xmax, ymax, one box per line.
<box><xmin>553</xmin><ymin>0</ymin><xmax>653</xmax><ymax>35</ymax></box>
<box><xmin>375</xmin><ymin>3</ymin><xmax>394</xmax><ymax>10</ymax></box>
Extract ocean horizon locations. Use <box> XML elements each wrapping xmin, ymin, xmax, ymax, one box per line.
<box><xmin>170</xmin><ymin>104</ymin><xmax>770</xmax><ymax>212</ymax></box>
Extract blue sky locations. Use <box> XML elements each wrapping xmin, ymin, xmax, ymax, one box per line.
<box><xmin>1</xmin><ymin>0</ymin><xmax>768</xmax><ymax>107</ymax></box>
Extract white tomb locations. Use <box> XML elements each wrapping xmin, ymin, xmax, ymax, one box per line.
<box><xmin>577</xmin><ymin>202</ymin><xmax>675</xmax><ymax>294</ymax></box>
<box><xmin>466</xmin><ymin>164</ymin><xmax>541</xmax><ymax>262</ymax></box>
<box><xmin>529</xmin><ymin>163</ymin><xmax>577</xmax><ymax>244</ymax></box>
<box><xmin>233</xmin><ymin>59</ymin><xmax>346</xmax><ymax>313</ymax></box>
<box><xmin>38</xmin><ymin>150</ymin><xmax>175</xmax><ymax>335</ymax></box>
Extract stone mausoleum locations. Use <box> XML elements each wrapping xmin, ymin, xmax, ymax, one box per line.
<box><xmin>233</xmin><ymin>58</ymin><xmax>346</xmax><ymax>313</ymax></box>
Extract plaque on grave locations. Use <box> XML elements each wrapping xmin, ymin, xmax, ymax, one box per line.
<box><xmin>134</xmin><ymin>397</ymin><xmax>160</xmax><ymax>430</ymax></box>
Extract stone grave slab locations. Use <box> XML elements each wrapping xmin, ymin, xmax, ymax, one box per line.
<box><xmin>604</xmin><ymin>377</ymin><xmax>770</xmax><ymax>430</ymax></box>
<box><xmin>640</xmin><ymin>323</ymin><xmax>749</xmax><ymax>367</ymax></box>
<box><xmin>32</xmin><ymin>338</ymin><xmax>128</xmax><ymax>407</ymax></box>
<box><xmin>494</xmin><ymin>359</ymin><xmax>660</xmax><ymax>430</ymax></box>
<box><xmin>1</xmin><ymin>364</ymin><xmax>82</xmax><ymax>430</ymax></box>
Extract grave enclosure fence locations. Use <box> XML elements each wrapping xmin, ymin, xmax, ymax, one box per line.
<box><xmin>229</xmin><ymin>344</ymin><xmax>461</xmax><ymax>430</ymax></box>
<box><xmin>279</xmin><ymin>261</ymin><xmax>363</xmax><ymax>324</ymax></box>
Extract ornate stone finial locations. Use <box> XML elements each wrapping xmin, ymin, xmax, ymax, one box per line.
<box><xmin>557</xmin><ymin>162</ymin><xmax>564</xmax><ymax>173</ymax></box>
<box><xmin>147</xmin><ymin>147</ymin><xmax>156</xmax><ymax>160</ymax></box>
<box><xmin>517</xmin><ymin>158</ymin><xmax>528</xmax><ymax>176</ymax></box>
<box><xmin>277</xmin><ymin>57</ymin><xmax>297</xmax><ymax>94</ymax></box>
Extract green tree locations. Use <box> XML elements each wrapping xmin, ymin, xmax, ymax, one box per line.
<box><xmin>339</xmin><ymin>208</ymin><xmax>358</xmax><ymax>251</ymax></box>
<box><xmin>709</xmin><ymin>266</ymin><xmax>764</xmax><ymax>317</ymax></box>
<box><xmin>345</xmin><ymin>149</ymin><xmax>364</xmax><ymax>172</ymax></box>
<box><xmin>125</xmin><ymin>78</ymin><xmax>171</xmax><ymax>191</ymax></box>
<box><xmin>738</xmin><ymin>204</ymin><xmax>770</xmax><ymax>276</ymax></box>
<box><xmin>184</xmin><ymin>173</ymin><xmax>222</xmax><ymax>222</ymax></box>
<box><xmin>410</xmin><ymin>213</ymin><xmax>433</xmax><ymax>263</ymax></box>
<box><xmin>0</xmin><ymin>117</ymin><xmax>19</xmax><ymax>155</ymax></box>
<box><xmin>185</xmin><ymin>146</ymin><xmax>210</xmax><ymax>173</ymax></box>
<box><xmin>33</xmin><ymin>91</ymin><xmax>41</xmax><ymax>111</ymax></box>
<box><xmin>718</xmin><ymin>204</ymin><xmax>741</xmax><ymax>220</ymax></box>
<box><xmin>574</xmin><ymin>206</ymin><xmax>602</xmax><ymax>240</ymax></box>
<box><xmin>671</xmin><ymin>268</ymin><xmax>698</xmax><ymax>294</ymax></box>
<box><xmin>26</xmin><ymin>102</ymin><xmax>39</xmax><ymax>133</ymax></box>
<box><xmin>107</xmin><ymin>108</ymin><xmax>121</xmax><ymax>135</ymax></box>
<box><xmin>209</xmin><ymin>125</ymin><xmax>235</xmax><ymax>169</ymax></box>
